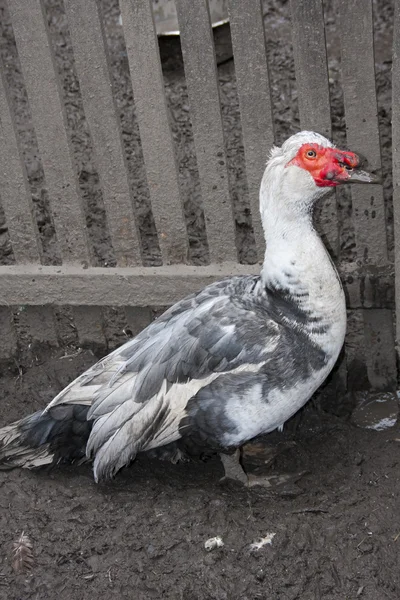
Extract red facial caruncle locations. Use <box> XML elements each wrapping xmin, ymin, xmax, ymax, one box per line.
<box><xmin>287</xmin><ymin>143</ymin><xmax>361</xmax><ymax>187</ymax></box>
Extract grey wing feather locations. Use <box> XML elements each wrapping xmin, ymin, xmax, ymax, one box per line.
<box><xmin>45</xmin><ymin>277</ymin><xmax>281</xmax><ymax>479</ymax></box>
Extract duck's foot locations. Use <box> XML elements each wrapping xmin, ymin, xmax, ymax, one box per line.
<box><xmin>247</xmin><ymin>471</ymin><xmax>307</xmax><ymax>495</ymax></box>
<box><xmin>219</xmin><ymin>446</ymin><xmax>306</xmax><ymax>494</ymax></box>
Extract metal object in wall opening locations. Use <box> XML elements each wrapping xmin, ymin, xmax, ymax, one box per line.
<box><xmin>117</xmin><ymin>1</ymin><xmax>232</xmax><ymax>65</ymax></box>
<box><xmin>152</xmin><ymin>0</ymin><xmax>229</xmax><ymax>36</ymax></box>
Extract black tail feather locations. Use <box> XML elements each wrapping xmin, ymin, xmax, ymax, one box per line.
<box><xmin>0</xmin><ymin>404</ymin><xmax>92</xmax><ymax>469</ymax></box>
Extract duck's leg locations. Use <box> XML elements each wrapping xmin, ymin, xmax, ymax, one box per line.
<box><xmin>219</xmin><ymin>449</ymin><xmax>248</xmax><ymax>485</ymax></box>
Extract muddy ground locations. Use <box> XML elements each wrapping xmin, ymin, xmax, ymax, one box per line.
<box><xmin>0</xmin><ymin>0</ymin><xmax>400</xmax><ymax>598</ymax></box>
<box><xmin>0</xmin><ymin>346</ymin><xmax>400</xmax><ymax>600</ymax></box>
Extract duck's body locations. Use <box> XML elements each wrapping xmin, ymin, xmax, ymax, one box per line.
<box><xmin>0</xmin><ymin>131</ymin><xmax>376</xmax><ymax>482</ymax></box>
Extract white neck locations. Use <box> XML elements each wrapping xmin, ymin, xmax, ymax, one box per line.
<box><xmin>258</xmin><ymin>167</ymin><xmax>346</xmax><ymax>364</ymax></box>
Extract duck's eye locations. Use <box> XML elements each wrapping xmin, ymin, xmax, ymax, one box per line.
<box><xmin>306</xmin><ymin>150</ymin><xmax>317</xmax><ymax>158</ymax></box>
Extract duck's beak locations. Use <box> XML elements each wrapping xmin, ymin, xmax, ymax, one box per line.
<box><xmin>328</xmin><ymin>148</ymin><xmax>382</xmax><ymax>185</ymax></box>
<box><xmin>346</xmin><ymin>168</ymin><xmax>382</xmax><ymax>184</ymax></box>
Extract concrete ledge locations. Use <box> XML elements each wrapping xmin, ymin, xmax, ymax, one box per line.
<box><xmin>0</xmin><ymin>262</ymin><xmax>395</xmax><ymax>309</ymax></box>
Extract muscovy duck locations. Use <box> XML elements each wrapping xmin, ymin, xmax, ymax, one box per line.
<box><xmin>0</xmin><ymin>131</ymin><xmax>377</xmax><ymax>484</ymax></box>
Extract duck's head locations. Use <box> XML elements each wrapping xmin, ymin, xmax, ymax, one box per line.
<box><xmin>261</xmin><ymin>131</ymin><xmax>379</xmax><ymax>216</ymax></box>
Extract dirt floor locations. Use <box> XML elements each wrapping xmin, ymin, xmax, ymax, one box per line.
<box><xmin>0</xmin><ymin>346</ymin><xmax>400</xmax><ymax>600</ymax></box>
<box><xmin>0</xmin><ymin>0</ymin><xmax>399</xmax><ymax>598</ymax></box>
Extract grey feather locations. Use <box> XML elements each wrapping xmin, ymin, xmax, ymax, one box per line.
<box><xmin>73</xmin><ymin>276</ymin><xmax>281</xmax><ymax>477</ymax></box>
